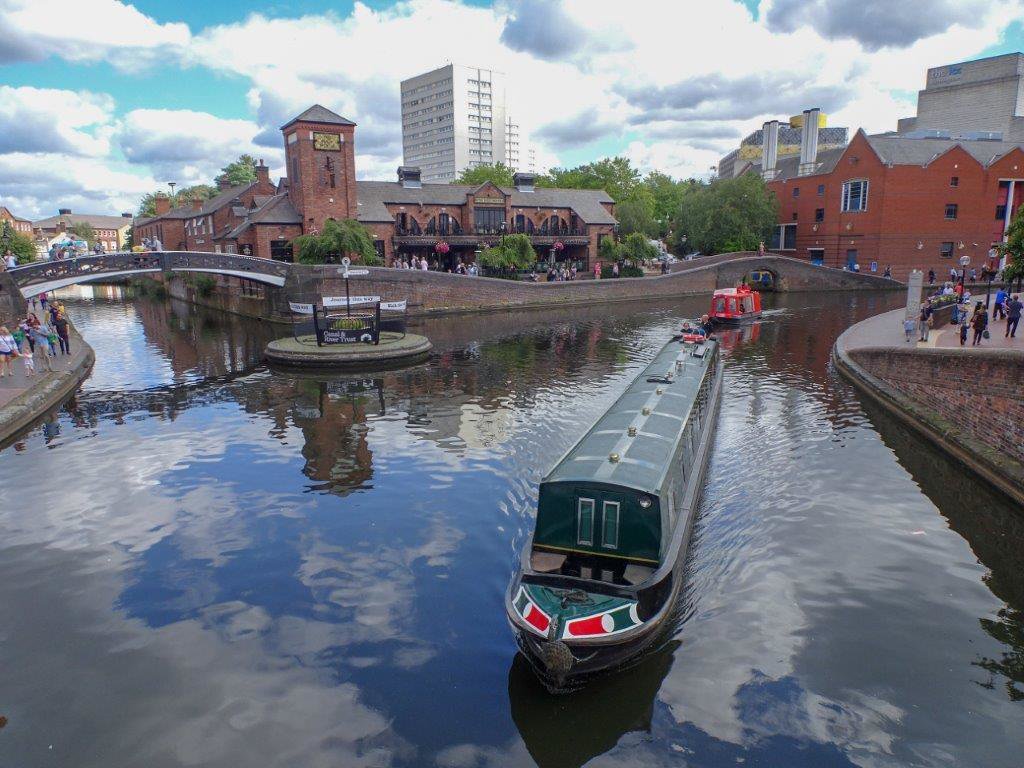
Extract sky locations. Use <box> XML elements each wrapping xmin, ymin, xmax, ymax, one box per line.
<box><xmin>1</xmin><ymin>0</ymin><xmax>1023</xmax><ymax>219</ymax></box>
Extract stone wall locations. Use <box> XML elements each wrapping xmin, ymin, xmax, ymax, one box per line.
<box><xmin>0</xmin><ymin>270</ymin><xmax>26</xmax><ymax>326</ymax></box>
<box><xmin>849</xmin><ymin>347</ymin><xmax>1024</xmax><ymax>474</ymax></box>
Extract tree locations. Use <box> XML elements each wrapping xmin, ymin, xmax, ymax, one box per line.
<box><xmin>0</xmin><ymin>221</ymin><xmax>37</xmax><ymax>263</ymax></box>
<box><xmin>998</xmin><ymin>206</ymin><xmax>1024</xmax><ymax>289</ymax></box>
<box><xmin>598</xmin><ymin>235</ymin><xmax>620</xmax><ymax>263</ymax></box>
<box><xmin>69</xmin><ymin>222</ymin><xmax>96</xmax><ymax>246</ymax></box>
<box><xmin>673</xmin><ymin>173</ymin><xmax>778</xmax><ymax>255</ymax></box>
<box><xmin>137</xmin><ymin>184</ymin><xmax>217</xmax><ymax>217</ymax></box>
<box><xmin>456</xmin><ymin>163</ymin><xmax>516</xmax><ymax>187</ymax></box>
<box><xmin>620</xmin><ymin>232</ymin><xmax>660</xmax><ymax>262</ymax></box>
<box><xmin>216</xmin><ymin>154</ymin><xmax>258</xmax><ymax>187</ymax></box>
<box><xmin>478</xmin><ymin>233</ymin><xmax>537</xmax><ymax>272</ymax></box>
<box><xmin>645</xmin><ymin>171</ymin><xmax>689</xmax><ymax>239</ymax></box>
<box><xmin>293</xmin><ymin>218</ymin><xmax>381</xmax><ymax>265</ymax></box>
<box><xmin>616</xmin><ymin>186</ymin><xmax>658</xmax><ymax>238</ymax></box>
<box><xmin>543</xmin><ymin>157</ymin><xmax>641</xmax><ymax>201</ymax></box>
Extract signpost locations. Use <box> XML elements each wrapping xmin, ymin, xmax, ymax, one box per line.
<box><xmin>905</xmin><ymin>269</ymin><xmax>923</xmax><ymax>320</ymax></box>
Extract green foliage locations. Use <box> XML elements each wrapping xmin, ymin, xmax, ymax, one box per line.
<box><xmin>193</xmin><ymin>275</ymin><xmax>217</xmax><ymax>297</ymax></box>
<box><xmin>601</xmin><ymin>263</ymin><xmax>644</xmax><ymax>278</ymax></box>
<box><xmin>616</xmin><ymin>186</ymin><xmax>658</xmax><ymax>237</ymax></box>
<box><xmin>216</xmin><ymin>154</ymin><xmax>258</xmax><ymax>187</ymax></box>
<box><xmin>293</xmin><ymin>218</ymin><xmax>381</xmax><ymax>265</ymax></box>
<box><xmin>137</xmin><ymin>184</ymin><xmax>217</xmax><ymax>217</ymax></box>
<box><xmin>998</xmin><ymin>207</ymin><xmax>1024</xmax><ymax>285</ymax></box>
<box><xmin>598</xmin><ymin>235</ymin><xmax>621</xmax><ymax>263</ymax></box>
<box><xmin>330</xmin><ymin>317</ymin><xmax>365</xmax><ymax>330</ymax></box>
<box><xmin>479</xmin><ymin>233</ymin><xmax>537</xmax><ymax>272</ymax></box>
<box><xmin>456</xmin><ymin>163</ymin><xmax>516</xmax><ymax>187</ymax></box>
<box><xmin>69</xmin><ymin>221</ymin><xmax>96</xmax><ymax>245</ymax></box>
<box><xmin>620</xmin><ymin>232</ymin><xmax>660</xmax><ymax>262</ymax></box>
<box><xmin>543</xmin><ymin>157</ymin><xmax>641</xmax><ymax>202</ymax></box>
<box><xmin>0</xmin><ymin>221</ymin><xmax>37</xmax><ymax>262</ymax></box>
<box><xmin>673</xmin><ymin>173</ymin><xmax>778</xmax><ymax>255</ymax></box>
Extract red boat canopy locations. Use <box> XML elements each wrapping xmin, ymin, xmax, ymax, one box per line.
<box><xmin>710</xmin><ymin>285</ymin><xmax>762</xmax><ymax>321</ymax></box>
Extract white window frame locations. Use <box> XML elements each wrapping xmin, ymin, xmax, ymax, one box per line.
<box><xmin>601</xmin><ymin>501</ymin><xmax>620</xmax><ymax>550</ymax></box>
<box><xmin>775</xmin><ymin>222</ymin><xmax>797</xmax><ymax>251</ymax></box>
<box><xmin>577</xmin><ymin>498</ymin><xmax>595</xmax><ymax>546</ymax></box>
<box><xmin>841</xmin><ymin>179</ymin><xmax>869</xmax><ymax>212</ymax></box>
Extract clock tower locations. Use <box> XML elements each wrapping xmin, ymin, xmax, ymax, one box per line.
<box><xmin>281</xmin><ymin>105</ymin><xmax>358</xmax><ymax>234</ymax></box>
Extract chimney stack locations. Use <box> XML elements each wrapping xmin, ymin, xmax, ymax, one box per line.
<box><xmin>255</xmin><ymin>158</ymin><xmax>270</xmax><ymax>188</ymax></box>
<box><xmin>799</xmin><ymin>108</ymin><xmax>821</xmax><ymax>176</ymax></box>
<box><xmin>191</xmin><ymin>196</ymin><xmax>204</xmax><ymax>211</ymax></box>
<box><xmin>761</xmin><ymin>120</ymin><xmax>780</xmax><ymax>180</ymax></box>
<box><xmin>58</xmin><ymin>208</ymin><xmax>71</xmax><ymax>215</ymax></box>
<box><xmin>154</xmin><ymin>194</ymin><xmax>171</xmax><ymax>215</ymax></box>
<box><xmin>121</xmin><ymin>212</ymin><xmax>132</xmax><ymax>218</ymax></box>
<box><xmin>397</xmin><ymin>166</ymin><xmax>422</xmax><ymax>189</ymax></box>
<box><xmin>513</xmin><ymin>172</ymin><xmax>536</xmax><ymax>192</ymax></box>
<box><xmin>218</xmin><ymin>177</ymin><xmax>232</xmax><ymax>190</ymax></box>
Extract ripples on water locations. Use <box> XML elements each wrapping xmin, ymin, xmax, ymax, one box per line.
<box><xmin>0</xmin><ymin>285</ymin><xmax>1021</xmax><ymax>767</ymax></box>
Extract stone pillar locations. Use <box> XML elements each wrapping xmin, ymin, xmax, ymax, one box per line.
<box><xmin>0</xmin><ymin>270</ymin><xmax>27</xmax><ymax>325</ymax></box>
<box><xmin>761</xmin><ymin>120</ymin><xmax>780</xmax><ymax>180</ymax></box>
<box><xmin>799</xmin><ymin>108</ymin><xmax>820</xmax><ymax>176</ymax></box>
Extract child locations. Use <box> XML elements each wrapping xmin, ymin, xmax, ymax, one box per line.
<box><xmin>903</xmin><ymin>317</ymin><xmax>915</xmax><ymax>342</ymax></box>
<box><xmin>20</xmin><ymin>338</ymin><xmax>34</xmax><ymax>376</ymax></box>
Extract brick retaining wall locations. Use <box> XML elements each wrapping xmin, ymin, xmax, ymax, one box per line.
<box><xmin>849</xmin><ymin>347</ymin><xmax>1024</xmax><ymax>472</ymax></box>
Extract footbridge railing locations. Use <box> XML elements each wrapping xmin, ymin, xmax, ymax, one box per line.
<box><xmin>8</xmin><ymin>251</ymin><xmax>294</xmax><ymax>297</ymax></box>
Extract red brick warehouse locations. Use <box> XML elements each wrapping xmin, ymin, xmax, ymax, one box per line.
<box><xmin>136</xmin><ymin>105</ymin><xmax>617</xmax><ymax>270</ymax></box>
<box><xmin>746</xmin><ymin>108</ymin><xmax>1024</xmax><ymax>281</ymax></box>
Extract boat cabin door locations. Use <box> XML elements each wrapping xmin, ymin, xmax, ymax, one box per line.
<box><xmin>575</xmin><ymin>495</ymin><xmax>623</xmax><ymax>553</ymax></box>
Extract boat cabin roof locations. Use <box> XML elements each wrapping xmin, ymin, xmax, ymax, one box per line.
<box><xmin>543</xmin><ymin>338</ymin><xmax>717</xmax><ymax>495</ymax></box>
<box><xmin>714</xmin><ymin>287</ymin><xmax>756</xmax><ymax>296</ymax></box>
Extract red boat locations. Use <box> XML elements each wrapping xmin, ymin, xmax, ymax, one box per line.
<box><xmin>710</xmin><ymin>285</ymin><xmax>762</xmax><ymax>324</ymax></box>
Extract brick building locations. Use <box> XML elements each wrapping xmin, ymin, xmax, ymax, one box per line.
<box><xmin>33</xmin><ymin>209</ymin><xmax>133</xmax><ymax>252</ymax></box>
<box><xmin>0</xmin><ymin>205</ymin><xmax>33</xmax><ymax>235</ymax></box>
<box><xmin>749</xmin><ymin>109</ymin><xmax>1024</xmax><ymax>280</ymax></box>
<box><xmin>135</xmin><ymin>105</ymin><xmax>616</xmax><ymax>269</ymax></box>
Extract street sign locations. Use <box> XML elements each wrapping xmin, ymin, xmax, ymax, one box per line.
<box><xmin>323</xmin><ymin>295</ymin><xmax>381</xmax><ymax>308</ymax></box>
<box><xmin>345</xmin><ymin>269</ymin><xmax>369</xmax><ymax>276</ymax></box>
<box><xmin>380</xmin><ymin>300</ymin><xmax>407</xmax><ymax>311</ymax></box>
<box><xmin>288</xmin><ymin>302</ymin><xmax>314</xmax><ymax>314</ymax></box>
<box><xmin>905</xmin><ymin>270</ymin><xmax>923</xmax><ymax>319</ymax></box>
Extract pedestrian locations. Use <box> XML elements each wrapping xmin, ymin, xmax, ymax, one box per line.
<box><xmin>0</xmin><ymin>326</ymin><xmax>17</xmax><ymax>377</ymax></box>
<box><xmin>1006</xmin><ymin>294</ymin><xmax>1022</xmax><ymax>338</ymax></box>
<box><xmin>970</xmin><ymin>267</ymin><xmax>977</xmax><ymax>282</ymax></box>
<box><xmin>883</xmin><ymin>265</ymin><xmax>892</xmax><ymax>279</ymax></box>
<box><xmin>970</xmin><ymin>301</ymin><xmax>989</xmax><ymax>346</ymax></box>
<box><xmin>993</xmin><ymin>287</ymin><xmax>1007</xmax><ymax>320</ymax></box>
<box><xmin>18</xmin><ymin>316</ymin><xmax>34</xmax><ymax>353</ymax></box>
<box><xmin>39</xmin><ymin>292</ymin><xmax>47</xmax><ymax>312</ymax></box>
<box><xmin>958</xmin><ymin>302</ymin><xmax>969</xmax><ymax>346</ymax></box>
<box><xmin>928</xmin><ymin>269</ymin><xmax>935</xmax><ymax>285</ymax></box>
<box><xmin>949</xmin><ymin>267</ymin><xmax>957</xmax><ymax>282</ymax></box>
<box><xmin>918</xmin><ymin>300</ymin><xmax>933</xmax><ymax>342</ymax></box>
<box><xmin>30</xmin><ymin>321</ymin><xmax>54</xmax><ymax>372</ymax></box>
<box><xmin>900</xmin><ymin>314</ymin><xmax>916</xmax><ymax>342</ymax></box>
<box><xmin>758</xmin><ymin>241</ymin><xmax>766</xmax><ymax>256</ymax></box>
<box><xmin>54</xmin><ymin>311</ymin><xmax>70</xmax><ymax>355</ymax></box>
<box><xmin>3</xmin><ymin>249</ymin><xmax>16</xmax><ymax>270</ymax></box>
<box><xmin>19</xmin><ymin>338</ymin><xmax>34</xmax><ymax>377</ymax></box>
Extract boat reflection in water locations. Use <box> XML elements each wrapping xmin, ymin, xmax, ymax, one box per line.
<box><xmin>712</xmin><ymin>321</ymin><xmax>761</xmax><ymax>354</ymax></box>
<box><xmin>508</xmin><ymin>641</ymin><xmax>679</xmax><ymax>768</ymax></box>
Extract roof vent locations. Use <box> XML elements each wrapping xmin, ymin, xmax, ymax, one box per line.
<box><xmin>641</xmin><ymin>406</ymin><xmax>651</xmax><ymax>416</ymax></box>
<box><xmin>627</xmin><ymin>426</ymin><xmax>637</xmax><ymax>437</ymax></box>
<box><xmin>58</xmin><ymin>208</ymin><xmax>71</xmax><ymax>215</ymax></box>
<box><xmin>398</xmin><ymin>166</ymin><xmax>422</xmax><ymax>189</ymax></box>
<box><xmin>121</xmin><ymin>212</ymin><xmax>132</xmax><ymax>218</ymax></box>
<box><xmin>609</xmin><ymin>452</ymin><xmax>620</xmax><ymax>463</ymax></box>
<box><xmin>513</xmin><ymin>172</ymin><xmax>536</xmax><ymax>192</ymax></box>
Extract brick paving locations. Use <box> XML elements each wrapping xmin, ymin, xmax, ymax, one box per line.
<box><xmin>0</xmin><ymin>335</ymin><xmax>81</xmax><ymax>407</ymax></box>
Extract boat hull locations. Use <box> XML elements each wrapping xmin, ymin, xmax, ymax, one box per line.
<box><xmin>711</xmin><ymin>311</ymin><xmax>762</xmax><ymax>325</ymax></box>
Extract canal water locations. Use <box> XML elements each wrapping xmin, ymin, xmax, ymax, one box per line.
<box><xmin>0</xmin><ymin>287</ymin><xmax>1021</xmax><ymax>767</ymax></box>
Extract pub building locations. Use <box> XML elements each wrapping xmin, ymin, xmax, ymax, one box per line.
<box><xmin>135</xmin><ymin>105</ymin><xmax>618</xmax><ymax>272</ymax></box>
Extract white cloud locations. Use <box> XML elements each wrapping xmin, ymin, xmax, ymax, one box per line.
<box><xmin>0</xmin><ymin>0</ymin><xmax>190</xmax><ymax>68</ymax></box>
<box><xmin>0</xmin><ymin>85</ymin><xmax>114</xmax><ymax>156</ymax></box>
<box><xmin>117</xmin><ymin>108</ymin><xmax>280</xmax><ymax>183</ymax></box>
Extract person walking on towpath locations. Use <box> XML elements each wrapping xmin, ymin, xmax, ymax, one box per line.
<box><xmin>0</xmin><ymin>326</ymin><xmax>18</xmax><ymax>377</ymax></box>
<box><xmin>1006</xmin><ymin>294</ymin><xmax>1022</xmax><ymax>339</ymax></box>
<box><xmin>970</xmin><ymin>301</ymin><xmax>989</xmax><ymax>346</ymax></box>
<box><xmin>994</xmin><ymin>287</ymin><xmax>1007</xmax><ymax>320</ymax></box>
<box><xmin>53</xmin><ymin>311</ymin><xmax>70</xmax><ymax>356</ymax></box>
<box><xmin>928</xmin><ymin>269</ymin><xmax>935</xmax><ymax>285</ymax></box>
<box><xmin>918</xmin><ymin>300</ymin><xmax>933</xmax><ymax>342</ymax></box>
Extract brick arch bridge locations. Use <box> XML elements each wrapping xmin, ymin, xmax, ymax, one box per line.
<box><xmin>668</xmin><ymin>251</ymin><xmax>898</xmax><ymax>291</ymax></box>
<box><xmin>6</xmin><ymin>251</ymin><xmax>291</xmax><ymax>299</ymax></box>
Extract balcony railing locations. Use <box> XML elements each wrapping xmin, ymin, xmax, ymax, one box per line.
<box><xmin>394</xmin><ymin>227</ymin><xmax>588</xmax><ymax>238</ymax></box>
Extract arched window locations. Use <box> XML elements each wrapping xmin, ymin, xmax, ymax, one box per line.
<box><xmin>438</xmin><ymin>213</ymin><xmax>461</xmax><ymax>235</ymax></box>
<box><xmin>424</xmin><ymin>217</ymin><xmax>438</xmax><ymax>235</ymax></box>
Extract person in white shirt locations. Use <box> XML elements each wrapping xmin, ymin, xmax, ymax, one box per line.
<box><xmin>0</xmin><ymin>326</ymin><xmax>17</xmax><ymax>377</ymax></box>
<box><xmin>419</xmin><ymin>256</ymin><xmax>428</xmax><ymax>271</ymax></box>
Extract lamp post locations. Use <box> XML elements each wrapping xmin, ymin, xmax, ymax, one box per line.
<box><xmin>959</xmin><ymin>255</ymin><xmax>970</xmax><ymax>303</ymax></box>
<box><xmin>168</xmin><ymin>181</ymin><xmax>176</xmax><ymax>203</ymax></box>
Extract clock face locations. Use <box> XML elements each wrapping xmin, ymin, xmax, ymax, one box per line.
<box><xmin>313</xmin><ymin>132</ymin><xmax>341</xmax><ymax>151</ymax></box>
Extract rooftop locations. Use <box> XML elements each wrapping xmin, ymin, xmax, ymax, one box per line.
<box><xmin>281</xmin><ymin>104</ymin><xmax>356</xmax><ymax>130</ymax></box>
<box><xmin>543</xmin><ymin>340</ymin><xmax>715</xmax><ymax>494</ymax></box>
<box><xmin>33</xmin><ymin>211</ymin><xmax>133</xmax><ymax>230</ymax></box>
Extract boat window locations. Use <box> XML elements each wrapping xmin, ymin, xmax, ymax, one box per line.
<box><xmin>602</xmin><ymin>501</ymin><xmax>620</xmax><ymax>549</ymax></box>
<box><xmin>742</xmin><ymin>296</ymin><xmax>754</xmax><ymax>313</ymax></box>
<box><xmin>715</xmin><ymin>298</ymin><xmax>725</xmax><ymax>313</ymax></box>
<box><xmin>577</xmin><ymin>498</ymin><xmax>595</xmax><ymax>545</ymax></box>
<box><xmin>728</xmin><ymin>298</ymin><xmax>737</xmax><ymax>314</ymax></box>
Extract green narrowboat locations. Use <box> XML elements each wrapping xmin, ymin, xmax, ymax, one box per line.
<box><xmin>506</xmin><ymin>333</ymin><xmax>723</xmax><ymax>687</ymax></box>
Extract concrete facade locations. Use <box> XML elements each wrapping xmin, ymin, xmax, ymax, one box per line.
<box><xmin>898</xmin><ymin>53</ymin><xmax>1024</xmax><ymax>142</ymax></box>
<box><xmin>400</xmin><ymin>64</ymin><xmax>508</xmax><ymax>182</ymax></box>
